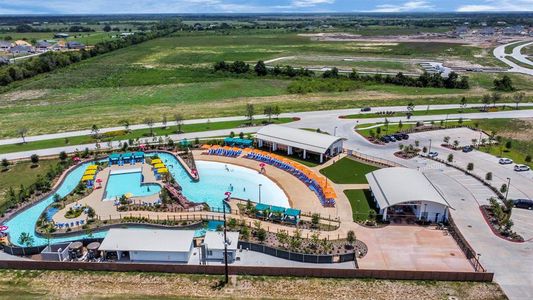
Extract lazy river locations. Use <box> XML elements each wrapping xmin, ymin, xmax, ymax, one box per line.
<box><xmin>5</xmin><ymin>152</ymin><xmax>289</xmax><ymax>246</ymax></box>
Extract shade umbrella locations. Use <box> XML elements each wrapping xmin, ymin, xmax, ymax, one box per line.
<box><xmin>124</xmin><ymin>193</ymin><xmax>133</xmax><ymax>199</ymax></box>
<box><xmin>0</xmin><ymin>225</ymin><xmax>8</xmax><ymax>232</ymax></box>
<box><xmin>96</xmin><ymin>178</ymin><xmax>102</xmax><ymax>183</ymax></box>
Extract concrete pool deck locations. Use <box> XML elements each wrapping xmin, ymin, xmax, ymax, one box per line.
<box><xmin>52</xmin><ymin>162</ymin><xmax>162</xmax><ymax>225</ymax></box>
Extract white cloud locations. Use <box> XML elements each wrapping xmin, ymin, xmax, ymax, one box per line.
<box><xmin>369</xmin><ymin>1</ymin><xmax>434</xmax><ymax>12</ymax></box>
<box><xmin>457</xmin><ymin>0</ymin><xmax>533</xmax><ymax>12</ymax></box>
<box><xmin>291</xmin><ymin>0</ymin><xmax>335</xmax><ymax>8</ymax></box>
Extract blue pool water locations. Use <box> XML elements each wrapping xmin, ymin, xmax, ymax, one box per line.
<box><xmin>5</xmin><ymin>153</ymin><xmax>289</xmax><ymax>246</ymax></box>
<box><xmin>104</xmin><ymin>170</ymin><xmax>161</xmax><ymax>200</ymax></box>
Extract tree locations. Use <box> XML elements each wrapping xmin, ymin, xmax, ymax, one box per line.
<box><xmin>17</xmin><ymin>127</ymin><xmax>28</xmax><ymax>143</ymax></box>
<box><xmin>272</xmin><ymin>105</ymin><xmax>281</xmax><ymax>118</ymax></box>
<box><xmin>505</xmin><ymin>140</ymin><xmax>512</xmax><ymax>151</ymax></box>
<box><xmin>526</xmin><ymin>155</ymin><xmax>532</xmax><ymax>163</ymax></box>
<box><xmin>30</xmin><ymin>154</ymin><xmax>39</xmax><ymax>166</ymax></box>
<box><xmin>264</xmin><ymin>105</ymin><xmax>274</xmax><ymax>122</ymax></box>
<box><xmin>119</xmin><ymin>119</ymin><xmax>130</xmax><ymax>132</ymax></box>
<box><xmin>443</xmin><ymin>136</ymin><xmax>450</xmax><ymax>145</ymax></box>
<box><xmin>481</xmin><ymin>94</ymin><xmax>491</xmax><ymax>111</ymax></box>
<box><xmin>59</xmin><ymin>151</ymin><xmax>68</xmax><ymax>161</ymax></box>
<box><xmin>144</xmin><ymin>118</ymin><xmax>155</xmax><ymax>136</ymax></box>
<box><xmin>276</xmin><ymin>230</ymin><xmax>289</xmax><ymax>248</ymax></box>
<box><xmin>103</xmin><ymin>24</ymin><xmax>112</xmax><ymax>32</ymax></box>
<box><xmin>513</xmin><ymin>92</ymin><xmax>525</xmax><ymax>109</ymax></box>
<box><xmin>406</xmin><ymin>102</ymin><xmax>415</xmax><ymax>119</ymax></box>
<box><xmin>467</xmin><ymin>162</ymin><xmax>474</xmax><ymax>171</ymax></box>
<box><xmin>18</xmin><ymin>232</ymin><xmax>35</xmax><ymax>249</ymax></box>
<box><xmin>311</xmin><ymin>213</ymin><xmax>320</xmax><ymax>228</ymax></box>
<box><xmin>256</xmin><ymin>228</ymin><xmax>267</xmax><ymax>243</ymax></box>
<box><xmin>493</xmin><ymin>75</ymin><xmax>514</xmax><ymax>92</ymax></box>
<box><xmin>162</xmin><ymin>115</ymin><xmax>168</xmax><ymax>129</ymax></box>
<box><xmin>245</xmin><ymin>103</ymin><xmax>254</xmax><ymax>123</ymax></box>
<box><xmin>447</xmin><ymin>153</ymin><xmax>454</xmax><ymax>163</ymax></box>
<box><xmin>1</xmin><ymin>158</ymin><xmax>9</xmax><ymax>170</ymax></box>
<box><xmin>174</xmin><ymin>113</ymin><xmax>184</xmax><ymax>133</ymax></box>
<box><xmin>491</xmin><ymin>92</ymin><xmax>502</xmax><ymax>107</ymax></box>
<box><xmin>398</xmin><ymin>120</ymin><xmax>403</xmax><ymax>131</ymax></box>
<box><xmin>453</xmin><ymin>140</ymin><xmax>459</xmax><ymax>148</ymax></box>
<box><xmin>91</xmin><ymin>124</ymin><xmax>99</xmax><ymax>138</ymax></box>
<box><xmin>240</xmin><ymin>226</ymin><xmax>250</xmax><ymax>241</ymax></box>
<box><xmin>459</xmin><ymin>96</ymin><xmax>467</xmax><ymax>111</ymax></box>
<box><xmin>346</xmin><ymin>230</ymin><xmax>356</xmax><ymax>248</ymax></box>
<box><xmin>486</xmin><ymin>172</ymin><xmax>493</xmax><ymax>181</ymax></box>
<box><xmin>500</xmin><ymin>183</ymin><xmax>507</xmax><ymax>194</ymax></box>
<box><xmin>254</xmin><ymin>61</ymin><xmax>268</xmax><ymax>76</ymax></box>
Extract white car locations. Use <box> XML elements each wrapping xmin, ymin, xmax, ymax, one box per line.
<box><xmin>499</xmin><ymin>158</ymin><xmax>513</xmax><ymax>165</ymax></box>
<box><xmin>428</xmin><ymin>151</ymin><xmax>438</xmax><ymax>158</ymax></box>
<box><xmin>514</xmin><ymin>164</ymin><xmax>531</xmax><ymax>172</ymax></box>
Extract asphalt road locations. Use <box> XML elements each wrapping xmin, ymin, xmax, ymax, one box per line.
<box><xmin>493</xmin><ymin>41</ymin><xmax>533</xmax><ymax>75</ymax></box>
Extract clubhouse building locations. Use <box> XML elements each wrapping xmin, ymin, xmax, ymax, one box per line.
<box><xmin>255</xmin><ymin>125</ymin><xmax>345</xmax><ymax>163</ymax></box>
<box><xmin>366</xmin><ymin>167</ymin><xmax>451</xmax><ymax>223</ymax></box>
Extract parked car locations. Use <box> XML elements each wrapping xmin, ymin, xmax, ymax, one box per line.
<box><xmin>462</xmin><ymin>146</ymin><xmax>474</xmax><ymax>153</ymax></box>
<box><xmin>389</xmin><ymin>135</ymin><xmax>397</xmax><ymax>142</ymax></box>
<box><xmin>499</xmin><ymin>158</ymin><xmax>513</xmax><ymax>165</ymax></box>
<box><xmin>380</xmin><ymin>136</ymin><xmax>391</xmax><ymax>143</ymax></box>
<box><xmin>400</xmin><ymin>133</ymin><xmax>409</xmax><ymax>140</ymax></box>
<box><xmin>428</xmin><ymin>151</ymin><xmax>438</xmax><ymax>158</ymax></box>
<box><xmin>361</xmin><ymin>107</ymin><xmax>371</xmax><ymax>112</ymax></box>
<box><xmin>514</xmin><ymin>164</ymin><xmax>531</xmax><ymax>172</ymax></box>
<box><xmin>393</xmin><ymin>134</ymin><xmax>403</xmax><ymax>140</ymax></box>
<box><xmin>512</xmin><ymin>199</ymin><xmax>533</xmax><ymax>210</ymax></box>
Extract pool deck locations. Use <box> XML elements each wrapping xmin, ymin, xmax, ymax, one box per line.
<box><xmin>52</xmin><ymin>162</ymin><xmax>162</xmax><ymax>225</ymax></box>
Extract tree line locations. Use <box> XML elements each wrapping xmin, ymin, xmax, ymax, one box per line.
<box><xmin>214</xmin><ymin>60</ymin><xmax>470</xmax><ymax>90</ymax></box>
<box><xmin>0</xmin><ymin>22</ymin><xmax>182</xmax><ymax>87</ymax></box>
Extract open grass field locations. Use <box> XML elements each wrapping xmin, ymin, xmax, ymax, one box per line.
<box><xmin>1</xmin><ymin>30</ymin><xmax>532</xmax><ymax>138</ymax></box>
<box><xmin>0</xmin><ymin>269</ymin><xmax>506</xmax><ymax>300</ymax></box>
<box><xmin>0</xmin><ymin>31</ymin><xmax>116</xmax><ymax>45</ymax></box>
<box><xmin>344</xmin><ymin>189</ymin><xmax>378</xmax><ymax>222</ymax></box>
<box><xmin>0</xmin><ymin>158</ymin><xmax>59</xmax><ymax>204</ymax></box>
<box><xmin>319</xmin><ymin>157</ymin><xmax>379</xmax><ymax>184</ymax></box>
<box><xmin>0</xmin><ymin>118</ymin><xmax>293</xmax><ymax>154</ymax></box>
<box><xmin>476</xmin><ymin>118</ymin><xmax>533</xmax><ymax>167</ymax></box>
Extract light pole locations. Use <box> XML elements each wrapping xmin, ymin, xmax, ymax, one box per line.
<box><xmin>428</xmin><ymin>139</ymin><xmax>432</xmax><ymax>154</ymax></box>
<box><xmin>333</xmin><ymin>126</ymin><xmax>338</xmax><ymax>136</ymax></box>
<box><xmin>258</xmin><ymin>184</ymin><xmax>262</xmax><ymax>204</ymax></box>
<box><xmin>505</xmin><ymin>177</ymin><xmax>511</xmax><ymax>203</ymax></box>
<box><xmin>223</xmin><ymin>194</ymin><xmax>229</xmax><ymax>284</ymax></box>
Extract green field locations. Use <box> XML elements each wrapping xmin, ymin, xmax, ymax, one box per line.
<box><xmin>0</xmin><ymin>158</ymin><xmax>59</xmax><ymax>206</ymax></box>
<box><xmin>0</xmin><ymin>118</ymin><xmax>293</xmax><ymax>154</ymax></box>
<box><xmin>281</xmin><ymin>57</ymin><xmax>419</xmax><ymax>73</ymax></box>
<box><xmin>344</xmin><ymin>189</ymin><xmax>378</xmax><ymax>222</ymax></box>
<box><xmin>0</xmin><ymin>31</ymin><xmax>116</xmax><ymax>45</ymax></box>
<box><xmin>505</xmin><ymin>56</ymin><xmax>533</xmax><ymax>70</ymax></box>
<box><xmin>1</xmin><ymin>30</ymin><xmax>532</xmax><ymax>138</ymax></box>
<box><xmin>319</xmin><ymin>157</ymin><xmax>379</xmax><ymax>184</ymax></box>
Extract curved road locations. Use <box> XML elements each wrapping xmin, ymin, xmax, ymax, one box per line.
<box><xmin>494</xmin><ymin>41</ymin><xmax>533</xmax><ymax>75</ymax></box>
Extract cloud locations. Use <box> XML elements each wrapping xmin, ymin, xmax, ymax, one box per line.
<box><xmin>369</xmin><ymin>1</ymin><xmax>434</xmax><ymax>12</ymax></box>
<box><xmin>456</xmin><ymin>0</ymin><xmax>533</xmax><ymax>12</ymax></box>
<box><xmin>291</xmin><ymin>0</ymin><xmax>335</xmax><ymax>8</ymax></box>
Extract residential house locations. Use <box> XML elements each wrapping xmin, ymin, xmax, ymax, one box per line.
<box><xmin>10</xmin><ymin>45</ymin><xmax>35</xmax><ymax>54</ymax></box>
<box><xmin>0</xmin><ymin>40</ymin><xmax>12</xmax><ymax>52</ymax></box>
<box><xmin>66</xmin><ymin>41</ymin><xmax>85</xmax><ymax>50</ymax></box>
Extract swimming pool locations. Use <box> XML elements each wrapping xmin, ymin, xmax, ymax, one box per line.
<box><xmin>5</xmin><ymin>152</ymin><xmax>289</xmax><ymax>246</ymax></box>
<box><xmin>104</xmin><ymin>169</ymin><xmax>161</xmax><ymax>200</ymax></box>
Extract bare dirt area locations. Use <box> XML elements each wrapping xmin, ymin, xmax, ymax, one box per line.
<box><xmin>0</xmin><ymin>270</ymin><xmax>506</xmax><ymax>300</ymax></box>
<box><xmin>496</xmin><ymin>118</ymin><xmax>533</xmax><ymax>141</ymax></box>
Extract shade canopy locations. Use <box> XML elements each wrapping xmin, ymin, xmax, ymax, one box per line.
<box><xmin>86</xmin><ymin>165</ymin><xmax>98</xmax><ymax>170</ymax></box>
<box><xmin>285</xmin><ymin>208</ymin><xmax>301</xmax><ymax>217</ymax></box>
<box><xmin>108</xmin><ymin>153</ymin><xmax>121</xmax><ymax>160</ymax></box>
<box><xmin>255</xmin><ymin>203</ymin><xmax>270</xmax><ymax>211</ymax></box>
<box><xmin>81</xmin><ymin>175</ymin><xmax>95</xmax><ymax>181</ymax></box>
<box><xmin>157</xmin><ymin>167</ymin><xmax>169</xmax><ymax>173</ymax></box>
<box><xmin>153</xmin><ymin>163</ymin><xmax>165</xmax><ymax>169</ymax></box>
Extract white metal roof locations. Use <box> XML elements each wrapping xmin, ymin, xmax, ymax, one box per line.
<box><xmin>365</xmin><ymin>167</ymin><xmax>450</xmax><ymax>209</ymax></box>
<box><xmin>98</xmin><ymin>228</ymin><xmax>195</xmax><ymax>253</ymax></box>
<box><xmin>256</xmin><ymin>125</ymin><xmax>344</xmax><ymax>154</ymax></box>
<box><xmin>203</xmin><ymin>231</ymin><xmax>239</xmax><ymax>251</ymax></box>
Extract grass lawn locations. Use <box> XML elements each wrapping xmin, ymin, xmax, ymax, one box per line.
<box><xmin>0</xmin><ymin>158</ymin><xmax>59</xmax><ymax>206</ymax></box>
<box><xmin>344</xmin><ymin>189</ymin><xmax>378</xmax><ymax>222</ymax></box>
<box><xmin>343</xmin><ymin>106</ymin><xmax>525</xmax><ymax>119</ymax></box>
<box><xmin>505</xmin><ymin>56</ymin><xmax>533</xmax><ymax>69</ymax></box>
<box><xmin>319</xmin><ymin>157</ymin><xmax>379</xmax><ymax>184</ymax></box>
<box><xmin>0</xmin><ymin>118</ymin><xmax>294</xmax><ymax>154</ymax></box>
<box><xmin>356</xmin><ymin>120</ymin><xmax>472</xmax><ymax>138</ymax></box>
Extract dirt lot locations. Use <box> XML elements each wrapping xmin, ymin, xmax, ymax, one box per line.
<box><xmin>0</xmin><ymin>269</ymin><xmax>507</xmax><ymax>300</ymax></box>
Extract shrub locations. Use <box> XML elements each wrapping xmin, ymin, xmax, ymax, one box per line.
<box><xmin>486</xmin><ymin>172</ymin><xmax>493</xmax><ymax>181</ymax></box>
<box><xmin>467</xmin><ymin>162</ymin><xmax>474</xmax><ymax>171</ymax></box>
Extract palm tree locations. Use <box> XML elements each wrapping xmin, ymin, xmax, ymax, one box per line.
<box><xmin>443</xmin><ymin>136</ymin><xmax>450</xmax><ymax>145</ymax></box>
<box><xmin>17</xmin><ymin>232</ymin><xmax>34</xmax><ymax>256</ymax></box>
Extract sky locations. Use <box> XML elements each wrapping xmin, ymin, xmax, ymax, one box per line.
<box><xmin>1</xmin><ymin>0</ymin><xmax>533</xmax><ymax>14</ymax></box>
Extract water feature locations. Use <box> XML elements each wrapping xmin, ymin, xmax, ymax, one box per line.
<box><xmin>5</xmin><ymin>152</ymin><xmax>289</xmax><ymax>246</ymax></box>
<box><xmin>104</xmin><ymin>169</ymin><xmax>161</xmax><ymax>200</ymax></box>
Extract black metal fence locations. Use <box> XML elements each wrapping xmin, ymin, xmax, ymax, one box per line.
<box><xmin>447</xmin><ymin>215</ymin><xmax>485</xmax><ymax>272</ymax></box>
<box><xmin>238</xmin><ymin>241</ymin><xmax>357</xmax><ymax>267</ymax></box>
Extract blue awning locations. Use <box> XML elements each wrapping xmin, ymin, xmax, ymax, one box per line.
<box><xmin>285</xmin><ymin>208</ymin><xmax>301</xmax><ymax>217</ymax></box>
